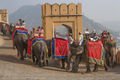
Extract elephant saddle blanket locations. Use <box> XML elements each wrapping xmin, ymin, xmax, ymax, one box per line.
<box><xmin>12</xmin><ymin>28</ymin><xmax>28</xmax><ymax>45</ymax></box>
<box><xmin>87</xmin><ymin>40</ymin><xmax>104</xmax><ymax>66</ymax></box>
<box><xmin>26</xmin><ymin>37</ymin><xmax>45</xmax><ymax>61</ymax></box>
<box><xmin>52</xmin><ymin>38</ymin><xmax>69</xmax><ymax>59</ymax></box>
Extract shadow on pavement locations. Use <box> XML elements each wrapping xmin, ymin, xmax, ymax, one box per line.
<box><xmin>0</xmin><ymin>46</ymin><xmax>13</xmax><ymax>49</ymax></box>
<box><xmin>109</xmin><ymin>65</ymin><xmax>120</xmax><ymax>74</ymax></box>
<box><xmin>0</xmin><ymin>54</ymin><xmax>34</xmax><ymax>66</ymax></box>
<box><xmin>0</xmin><ymin>54</ymin><xmax>68</xmax><ymax>73</ymax></box>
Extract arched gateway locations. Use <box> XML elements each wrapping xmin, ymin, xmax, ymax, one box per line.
<box><xmin>42</xmin><ymin>3</ymin><xmax>82</xmax><ymax>41</ymax></box>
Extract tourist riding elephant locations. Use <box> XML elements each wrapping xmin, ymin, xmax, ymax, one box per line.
<box><xmin>32</xmin><ymin>41</ymin><xmax>48</xmax><ymax>67</ymax></box>
<box><xmin>66</xmin><ymin>37</ymin><xmax>108</xmax><ymax>73</ymax></box>
<box><xmin>14</xmin><ymin>34</ymin><xmax>28</xmax><ymax>60</ymax></box>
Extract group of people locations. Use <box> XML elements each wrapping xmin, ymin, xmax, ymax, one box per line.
<box><xmin>29</xmin><ymin>26</ymin><xmax>44</xmax><ymax>38</ymax></box>
<box><xmin>15</xmin><ymin>19</ymin><xmax>26</xmax><ymax>28</ymax></box>
<box><xmin>12</xmin><ymin>19</ymin><xmax>45</xmax><ymax>38</ymax></box>
<box><xmin>68</xmin><ymin>28</ymin><xmax>113</xmax><ymax>46</ymax></box>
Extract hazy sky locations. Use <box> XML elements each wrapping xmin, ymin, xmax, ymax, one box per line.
<box><xmin>0</xmin><ymin>0</ymin><xmax>120</xmax><ymax>23</ymax></box>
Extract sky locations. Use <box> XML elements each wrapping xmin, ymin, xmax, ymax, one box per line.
<box><xmin>0</xmin><ymin>0</ymin><xmax>120</xmax><ymax>23</ymax></box>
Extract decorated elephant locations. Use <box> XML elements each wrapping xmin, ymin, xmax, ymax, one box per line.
<box><xmin>32</xmin><ymin>39</ymin><xmax>48</xmax><ymax>67</ymax></box>
<box><xmin>66</xmin><ymin>36</ymin><xmax>109</xmax><ymax>73</ymax></box>
<box><xmin>14</xmin><ymin>29</ymin><xmax>28</xmax><ymax>60</ymax></box>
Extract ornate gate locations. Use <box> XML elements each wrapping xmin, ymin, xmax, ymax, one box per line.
<box><xmin>42</xmin><ymin>3</ymin><xmax>82</xmax><ymax>40</ymax></box>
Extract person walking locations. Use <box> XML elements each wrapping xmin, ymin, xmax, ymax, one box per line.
<box><xmin>79</xmin><ymin>32</ymin><xmax>83</xmax><ymax>45</ymax></box>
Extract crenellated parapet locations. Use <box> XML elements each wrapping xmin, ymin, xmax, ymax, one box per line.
<box><xmin>42</xmin><ymin>3</ymin><xmax>82</xmax><ymax>17</ymax></box>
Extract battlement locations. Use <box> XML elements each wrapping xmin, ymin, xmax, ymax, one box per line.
<box><xmin>42</xmin><ymin>3</ymin><xmax>82</xmax><ymax>17</ymax></box>
<box><xmin>0</xmin><ymin>9</ymin><xmax>8</xmax><ymax>23</ymax></box>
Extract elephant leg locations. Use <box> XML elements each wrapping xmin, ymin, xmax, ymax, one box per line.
<box><xmin>40</xmin><ymin>53</ymin><xmax>44</xmax><ymax>67</ymax></box>
<box><xmin>104</xmin><ymin>57</ymin><xmax>109</xmax><ymax>71</ymax></box>
<box><xmin>86</xmin><ymin>61</ymin><xmax>91</xmax><ymax>73</ymax></box>
<box><xmin>38</xmin><ymin>56</ymin><xmax>42</xmax><ymax>67</ymax></box>
<box><xmin>32</xmin><ymin>52</ymin><xmax>35</xmax><ymax>64</ymax></box>
<box><xmin>61</xmin><ymin>59</ymin><xmax>65</xmax><ymax>69</ymax></box>
<box><xmin>38</xmin><ymin>51</ymin><xmax>42</xmax><ymax>67</ymax></box>
<box><xmin>24</xmin><ymin>48</ymin><xmax>27</xmax><ymax>58</ymax></box>
<box><xmin>13</xmin><ymin>41</ymin><xmax>16</xmax><ymax>49</ymax></box>
<box><xmin>17</xmin><ymin>50</ymin><xmax>19</xmax><ymax>57</ymax></box>
<box><xmin>104</xmin><ymin>63</ymin><xmax>109</xmax><ymax>71</ymax></box>
<box><xmin>72</xmin><ymin>55</ymin><xmax>81</xmax><ymax>73</ymax></box>
<box><xmin>46</xmin><ymin>60</ymin><xmax>49</xmax><ymax>66</ymax></box>
<box><xmin>105</xmin><ymin>53</ymin><xmax>111</xmax><ymax>68</ymax></box>
<box><xmin>20</xmin><ymin>50</ymin><xmax>24</xmax><ymax>60</ymax></box>
<box><xmin>35</xmin><ymin>56</ymin><xmax>38</xmax><ymax>65</ymax></box>
<box><xmin>43</xmin><ymin>51</ymin><xmax>47</xmax><ymax>66</ymax></box>
<box><xmin>66</xmin><ymin>53</ymin><xmax>73</xmax><ymax>71</ymax></box>
<box><xmin>93</xmin><ymin>64</ymin><xmax>98</xmax><ymax>72</ymax></box>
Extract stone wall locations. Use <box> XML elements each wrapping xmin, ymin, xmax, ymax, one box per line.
<box><xmin>42</xmin><ymin>3</ymin><xmax>82</xmax><ymax>40</ymax></box>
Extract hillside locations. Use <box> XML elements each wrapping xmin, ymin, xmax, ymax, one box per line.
<box><xmin>9</xmin><ymin>4</ymin><xmax>42</xmax><ymax>30</ymax></box>
<box><xmin>102</xmin><ymin>21</ymin><xmax>120</xmax><ymax>32</ymax></box>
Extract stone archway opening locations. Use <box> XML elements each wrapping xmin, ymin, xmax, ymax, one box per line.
<box><xmin>54</xmin><ymin>24</ymin><xmax>72</xmax><ymax>39</ymax></box>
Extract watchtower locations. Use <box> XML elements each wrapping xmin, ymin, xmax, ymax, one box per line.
<box><xmin>42</xmin><ymin>3</ymin><xmax>82</xmax><ymax>40</ymax></box>
<box><xmin>0</xmin><ymin>9</ymin><xmax>8</xmax><ymax>24</ymax></box>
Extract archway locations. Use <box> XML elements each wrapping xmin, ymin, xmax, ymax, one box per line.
<box><xmin>54</xmin><ymin>24</ymin><xmax>72</xmax><ymax>39</ymax></box>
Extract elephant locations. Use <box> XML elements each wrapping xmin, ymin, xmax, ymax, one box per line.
<box><xmin>103</xmin><ymin>38</ymin><xmax>117</xmax><ymax>67</ymax></box>
<box><xmin>32</xmin><ymin>40</ymin><xmax>48</xmax><ymax>67</ymax></box>
<box><xmin>14</xmin><ymin>33</ymin><xmax>28</xmax><ymax>60</ymax></box>
<box><xmin>66</xmin><ymin>37</ymin><xmax>109</xmax><ymax>73</ymax></box>
<box><xmin>66</xmin><ymin>41</ymin><xmax>84</xmax><ymax>71</ymax></box>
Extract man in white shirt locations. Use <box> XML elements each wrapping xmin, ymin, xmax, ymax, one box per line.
<box><xmin>90</xmin><ymin>29</ymin><xmax>96</xmax><ymax>41</ymax></box>
<box><xmin>79</xmin><ymin>32</ymin><xmax>83</xmax><ymax>45</ymax></box>
<box><xmin>85</xmin><ymin>28</ymin><xmax>89</xmax><ymax>35</ymax></box>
